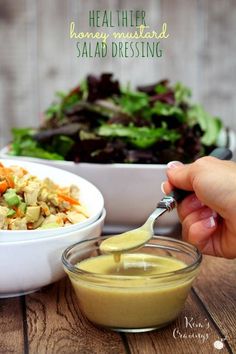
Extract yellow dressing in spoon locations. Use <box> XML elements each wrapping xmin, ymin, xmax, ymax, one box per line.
<box><xmin>100</xmin><ymin>228</ymin><xmax>150</xmax><ymax>256</ymax></box>
<box><xmin>99</xmin><ymin>198</ymin><xmax>174</xmax><ymax>256</ymax></box>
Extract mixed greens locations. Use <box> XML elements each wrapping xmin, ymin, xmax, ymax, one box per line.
<box><xmin>9</xmin><ymin>74</ymin><xmax>224</xmax><ymax>164</ymax></box>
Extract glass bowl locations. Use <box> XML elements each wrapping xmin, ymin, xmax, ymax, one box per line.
<box><xmin>62</xmin><ymin>235</ymin><xmax>202</xmax><ymax>333</ymax></box>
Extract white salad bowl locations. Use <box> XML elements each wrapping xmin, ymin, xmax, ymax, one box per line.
<box><xmin>0</xmin><ymin>209</ymin><xmax>106</xmax><ymax>298</ymax></box>
<box><xmin>0</xmin><ymin>158</ymin><xmax>104</xmax><ymax>236</ymax></box>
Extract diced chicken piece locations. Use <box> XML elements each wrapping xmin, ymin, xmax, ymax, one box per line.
<box><xmin>47</xmin><ymin>194</ymin><xmax>59</xmax><ymax>206</ymax></box>
<box><xmin>9</xmin><ymin>217</ymin><xmax>27</xmax><ymax>230</ymax></box>
<box><xmin>66</xmin><ymin>211</ymin><xmax>87</xmax><ymax>224</ymax></box>
<box><xmin>23</xmin><ymin>182</ymin><xmax>41</xmax><ymax>205</ymax></box>
<box><xmin>39</xmin><ymin>188</ymin><xmax>58</xmax><ymax>206</ymax></box>
<box><xmin>25</xmin><ymin>206</ymin><xmax>41</xmax><ymax>222</ymax></box>
<box><xmin>9</xmin><ymin>165</ymin><xmax>25</xmax><ymax>178</ymax></box>
<box><xmin>39</xmin><ymin>201</ymin><xmax>50</xmax><ymax>216</ymax></box>
<box><xmin>70</xmin><ymin>185</ymin><xmax>80</xmax><ymax>200</ymax></box>
<box><xmin>43</xmin><ymin>178</ymin><xmax>57</xmax><ymax>190</ymax></box>
<box><xmin>39</xmin><ymin>187</ymin><xmax>48</xmax><ymax>202</ymax></box>
<box><xmin>0</xmin><ymin>206</ymin><xmax>9</xmax><ymax>229</ymax></box>
<box><xmin>41</xmin><ymin>214</ymin><xmax>64</xmax><ymax>227</ymax></box>
<box><xmin>59</xmin><ymin>201</ymin><xmax>71</xmax><ymax>210</ymax></box>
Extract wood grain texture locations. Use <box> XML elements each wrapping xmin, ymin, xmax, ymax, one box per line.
<box><xmin>0</xmin><ymin>256</ymin><xmax>235</xmax><ymax>354</ymax></box>
<box><xmin>124</xmin><ymin>290</ymin><xmax>230</xmax><ymax>354</ymax></box>
<box><xmin>194</xmin><ymin>255</ymin><xmax>236</xmax><ymax>352</ymax></box>
<box><xmin>0</xmin><ymin>298</ymin><xmax>25</xmax><ymax>354</ymax></box>
<box><xmin>25</xmin><ymin>277</ymin><xmax>126</xmax><ymax>354</ymax></box>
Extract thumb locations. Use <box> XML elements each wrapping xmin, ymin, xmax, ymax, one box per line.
<box><xmin>166</xmin><ymin>157</ymin><xmax>235</xmax><ymax>218</ymax></box>
<box><xmin>166</xmin><ymin>161</ymin><xmax>194</xmax><ymax>191</ymax></box>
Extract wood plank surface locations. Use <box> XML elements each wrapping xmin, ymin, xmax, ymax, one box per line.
<box><xmin>125</xmin><ymin>290</ymin><xmax>230</xmax><ymax>354</ymax></box>
<box><xmin>194</xmin><ymin>255</ymin><xmax>236</xmax><ymax>352</ymax></box>
<box><xmin>0</xmin><ymin>256</ymin><xmax>235</xmax><ymax>354</ymax></box>
<box><xmin>0</xmin><ymin>297</ymin><xmax>25</xmax><ymax>354</ymax></box>
<box><xmin>25</xmin><ymin>277</ymin><xmax>126</xmax><ymax>354</ymax></box>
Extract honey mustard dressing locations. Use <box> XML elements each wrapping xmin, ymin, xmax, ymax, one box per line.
<box><xmin>77</xmin><ymin>253</ymin><xmax>185</xmax><ymax>276</ymax></box>
<box><xmin>99</xmin><ymin>229</ymin><xmax>151</xmax><ymax>254</ymax></box>
<box><xmin>70</xmin><ymin>253</ymin><xmax>194</xmax><ymax>329</ymax></box>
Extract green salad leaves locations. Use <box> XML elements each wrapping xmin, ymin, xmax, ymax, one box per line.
<box><xmin>9</xmin><ymin>73</ymin><xmax>224</xmax><ymax>164</ymax></box>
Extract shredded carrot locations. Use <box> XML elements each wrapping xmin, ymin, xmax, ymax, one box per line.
<box><xmin>5</xmin><ymin>175</ymin><xmax>14</xmax><ymax>188</ymax></box>
<box><xmin>0</xmin><ymin>167</ymin><xmax>12</xmax><ymax>175</ymax></box>
<box><xmin>0</xmin><ymin>167</ymin><xmax>14</xmax><ymax>188</ymax></box>
<box><xmin>57</xmin><ymin>193</ymin><xmax>80</xmax><ymax>205</ymax></box>
<box><xmin>0</xmin><ymin>180</ymin><xmax>8</xmax><ymax>194</ymax></box>
<box><xmin>14</xmin><ymin>207</ymin><xmax>24</xmax><ymax>218</ymax></box>
<box><xmin>0</xmin><ymin>167</ymin><xmax>5</xmax><ymax>175</ymax></box>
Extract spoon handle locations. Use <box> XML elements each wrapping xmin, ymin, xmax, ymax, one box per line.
<box><xmin>168</xmin><ymin>147</ymin><xmax>233</xmax><ymax>204</ymax></box>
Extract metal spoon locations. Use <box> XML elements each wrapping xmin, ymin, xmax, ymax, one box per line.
<box><xmin>100</xmin><ymin>148</ymin><xmax>233</xmax><ymax>255</ymax></box>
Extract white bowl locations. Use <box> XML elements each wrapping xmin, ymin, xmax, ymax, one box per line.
<box><xmin>0</xmin><ymin>209</ymin><xmax>106</xmax><ymax>298</ymax></box>
<box><xmin>0</xmin><ymin>158</ymin><xmax>104</xmax><ymax>235</ymax></box>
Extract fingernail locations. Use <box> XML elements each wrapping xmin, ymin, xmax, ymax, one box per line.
<box><xmin>212</xmin><ymin>210</ymin><xmax>217</xmax><ymax>218</ymax></box>
<box><xmin>200</xmin><ymin>208</ymin><xmax>215</xmax><ymax>219</ymax></box>
<box><xmin>161</xmin><ymin>182</ymin><xmax>166</xmax><ymax>194</ymax></box>
<box><xmin>189</xmin><ymin>195</ymin><xmax>203</xmax><ymax>209</ymax></box>
<box><xmin>167</xmin><ymin>161</ymin><xmax>183</xmax><ymax>169</ymax></box>
<box><xmin>202</xmin><ymin>216</ymin><xmax>216</xmax><ymax>229</ymax></box>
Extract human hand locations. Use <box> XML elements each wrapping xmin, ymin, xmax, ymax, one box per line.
<box><xmin>162</xmin><ymin>156</ymin><xmax>236</xmax><ymax>258</ymax></box>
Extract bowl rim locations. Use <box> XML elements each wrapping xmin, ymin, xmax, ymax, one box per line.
<box><xmin>0</xmin><ymin>158</ymin><xmax>104</xmax><ymax>234</ymax></box>
<box><xmin>62</xmin><ymin>235</ymin><xmax>202</xmax><ymax>282</ymax></box>
<box><xmin>0</xmin><ymin>146</ymin><xmax>167</xmax><ymax>169</ymax></box>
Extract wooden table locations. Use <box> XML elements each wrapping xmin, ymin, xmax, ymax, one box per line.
<box><xmin>0</xmin><ymin>251</ymin><xmax>235</xmax><ymax>354</ymax></box>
